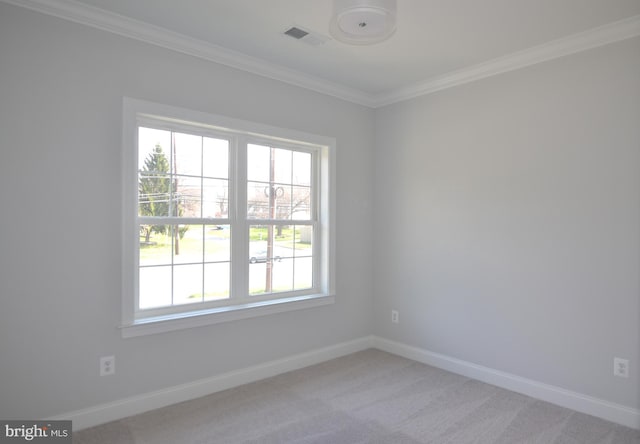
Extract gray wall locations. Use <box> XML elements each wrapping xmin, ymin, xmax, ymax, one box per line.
<box><xmin>0</xmin><ymin>4</ymin><xmax>374</xmax><ymax>419</ymax></box>
<box><xmin>374</xmin><ymin>36</ymin><xmax>640</xmax><ymax>409</ymax></box>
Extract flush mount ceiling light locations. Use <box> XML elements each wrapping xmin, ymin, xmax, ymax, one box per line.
<box><xmin>330</xmin><ymin>0</ymin><xmax>397</xmax><ymax>45</ymax></box>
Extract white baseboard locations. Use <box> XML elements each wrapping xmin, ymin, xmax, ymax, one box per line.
<box><xmin>52</xmin><ymin>334</ymin><xmax>639</xmax><ymax>431</ymax></box>
<box><xmin>52</xmin><ymin>336</ymin><xmax>375</xmax><ymax>431</ymax></box>
<box><xmin>373</xmin><ymin>336</ymin><xmax>640</xmax><ymax>430</ymax></box>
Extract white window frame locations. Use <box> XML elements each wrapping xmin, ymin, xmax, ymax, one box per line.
<box><xmin>121</xmin><ymin>98</ymin><xmax>335</xmax><ymax>337</ymax></box>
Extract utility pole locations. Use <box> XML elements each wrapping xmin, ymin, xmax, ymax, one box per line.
<box><xmin>265</xmin><ymin>147</ymin><xmax>276</xmax><ymax>292</ymax></box>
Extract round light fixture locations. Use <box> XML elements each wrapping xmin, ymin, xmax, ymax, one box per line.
<box><xmin>330</xmin><ymin>0</ymin><xmax>397</xmax><ymax>45</ymax></box>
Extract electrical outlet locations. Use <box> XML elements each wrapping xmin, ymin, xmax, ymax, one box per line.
<box><xmin>100</xmin><ymin>356</ymin><xmax>115</xmax><ymax>376</ymax></box>
<box><xmin>613</xmin><ymin>357</ymin><xmax>629</xmax><ymax>378</ymax></box>
<box><xmin>391</xmin><ymin>310</ymin><xmax>399</xmax><ymax>324</ymax></box>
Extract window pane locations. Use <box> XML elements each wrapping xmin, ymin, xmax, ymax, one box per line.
<box><xmin>292</xmin><ymin>151</ymin><xmax>311</xmax><ymax>186</ymax></box>
<box><xmin>294</xmin><ymin>257</ymin><xmax>313</xmax><ymax>290</ymax></box>
<box><xmin>272</xmin><ymin>258</ymin><xmax>293</xmax><ymax>293</ymax></box>
<box><xmin>249</xmin><ymin>225</ymin><xmax>269</xmax><ymax>262</ymax></box>
<box><xmin>274</xmin><ymin>185</ymin><xmax>292</xmax><ymax>221</ymax></box>
<box><xmin>273</xmin><ymin>148</ymin><xmax>292</xmax><ymax>184</ymax></box>
<box><xmin>203</xmin><ymin>137</ymin><xmax>228</xmax><ymax>179</ymax></box>
<box><xmin>291</xmin><ymin>186</ymin><xmax>311</xmax><ymax>220</ymax></box>
<box><xmin>139</xmin><ymin>172</ymin><xmax>171</xmax><ymax>217</ymax></box>
<box><xmin>173</xmin><ymin>132</ymin><xmax>202</xmax><ymax>176</ymax></box>
<box><xmin>249</xmin><ymin>262</ymin><xmax>267</xmax><ymax>295</ymax></box>
<box><xmin>294</xmin><ymin>226</ymin><xmax>313</xmax><ymax>257</ymax></box>
<box><xmin>247</xmin><ymin>181</ymin><xmax>270</xmax><ymax>219</ymax></box>
<box><xmin>139</xmin><ymin>224</ymin><xmax>171</xmax><ymax>266</ymax></box>
<box><xmin>173</xmin><ymin>225</ymin><xmax>203</xmax><ymax>265</ymax></box>
<box><xmin>275</xmin><ymin>225</ymin><xmax>294</xmax><ymax>254</ymax></box>
<box><xmin>205</xmin><ymin>225</ymin><xmax>230</xmax><ymax>262</ymax></box>
<box><xmin>138</xmin><ymin>129</ymin><xmax>172</xmax><ymax>217</ymax></box>
<box><xmin>247</xmin><ymin>144</ymin><xmax>270</xmax><ymax>182</ymax></box>
<box><xmin>248</xmin><ymin>224</ymin><xmax>276</xmax><ymax>296</ymax></box>
<box><xmin>248</xmin><ymin>224</ymin><xmax>306</xmax><ymax>296</ymax></box>
<box><xmin>250</xmin><ymin>257</ymin><xmax>295</xmax><ymax>296</ymax></box>
<box><xmin>250</xmin><ymin>224</ymin><xmax>302</xmax><ymax>261</ymax></box>
<box><xmin>203</xmin><ymin>179</ymin><xmax>228</xmax><ymax>219</ymax></box>
<box><xmin>138</xmin><ymin>127</ymin><xmax>171</xmax><ymax>171</ymax></box>
<box><xmin>175</xmin><ymin>175</ymin><xmax>202</xmax><ymax>217</ymax></box>
<box><xmin>173</xmin><ymin>264</ymin><xmax>203</xmax><ymax>305</ymax></box>
<box><xmin>204</xmin><ymin>263</ymin><xmax>230</xmax><ymax>301</ymax></box>
<box><xmin>139</xmin><ymin>266</ymin><xmax>172</xmax><ymax>309</ymax></box>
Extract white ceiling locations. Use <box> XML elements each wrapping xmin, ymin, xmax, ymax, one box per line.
<box><xmin>8</xmin><ymin>0</ymin><xmax>640</xmax><ymax>106</ymax></box>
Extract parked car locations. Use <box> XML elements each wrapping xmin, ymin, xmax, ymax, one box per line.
<box><xmin>249</xmin><ymin>250</ymin><xmax>281</xmax><ymax>264</ymax></box>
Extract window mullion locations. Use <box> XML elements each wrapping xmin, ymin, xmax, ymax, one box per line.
<box><xmin>138</xmin><ymin>216</ymin><xmax>228</xmax><ymax>224</ymax></box>
<box><xmin>170</xmin><ymin>131</ymin><xmax>176</xmax><ymax>307</ymax></box>
<box><xmin>231</xmin><ymin>135</ymin><xmax>248</xmax><ymax>300</ymax></box>
<box><xmin>312</xmin><ymin>149</ymin><xmax>319</xmax><ymax>222</ymax></box>
<box><xmin>200</xmin><ymin>137</ymin><xmax>205</xmax><ymax>304</ymax></box>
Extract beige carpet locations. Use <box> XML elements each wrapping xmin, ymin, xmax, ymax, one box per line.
<box><xmin>74</xmin><ymin>349</ymin><xmax>639</xmax><ymax>443</ymax></box>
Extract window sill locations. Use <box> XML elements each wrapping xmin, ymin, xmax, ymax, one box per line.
<box><xmin>121</xmin><ymin>294</ymin><xmax>335</xmax><ymax>338</ymax></box>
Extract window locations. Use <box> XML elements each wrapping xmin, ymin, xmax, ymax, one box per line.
<box><xmin>122</xmin><ymin>99</ymin><xmax>335</xmax><ymax>337</ymax></box>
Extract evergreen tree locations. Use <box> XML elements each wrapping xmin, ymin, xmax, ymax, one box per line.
<box><xmin>139</xmin><ymin>145</ymin><xmax>171</xmax><ymax>243</ymax></box>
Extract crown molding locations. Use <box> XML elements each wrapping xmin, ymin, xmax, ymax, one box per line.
<box><xmin>1</xmin><ymin>0</ymin><xmax>377</xmax><ymax>107</ymax></box>
<box><xmin>3</xmin><ymin>0</ymin><xmax>639</xmax><ymax>109</ymax></box>
<box><xmin>373</xmin><ymin>14</ymin><xmax>640</xmax><ymax>107</ymax></box>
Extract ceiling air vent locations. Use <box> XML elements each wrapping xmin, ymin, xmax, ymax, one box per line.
<box><xmin>284</xmin><ymin>27</ymin><xmax>309</xmax><ymax>39</ymax></box>
<box><xmin>283</xmin><ymin>26</ymin><xmax>329</xmax><ymax>46</ymax></box>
